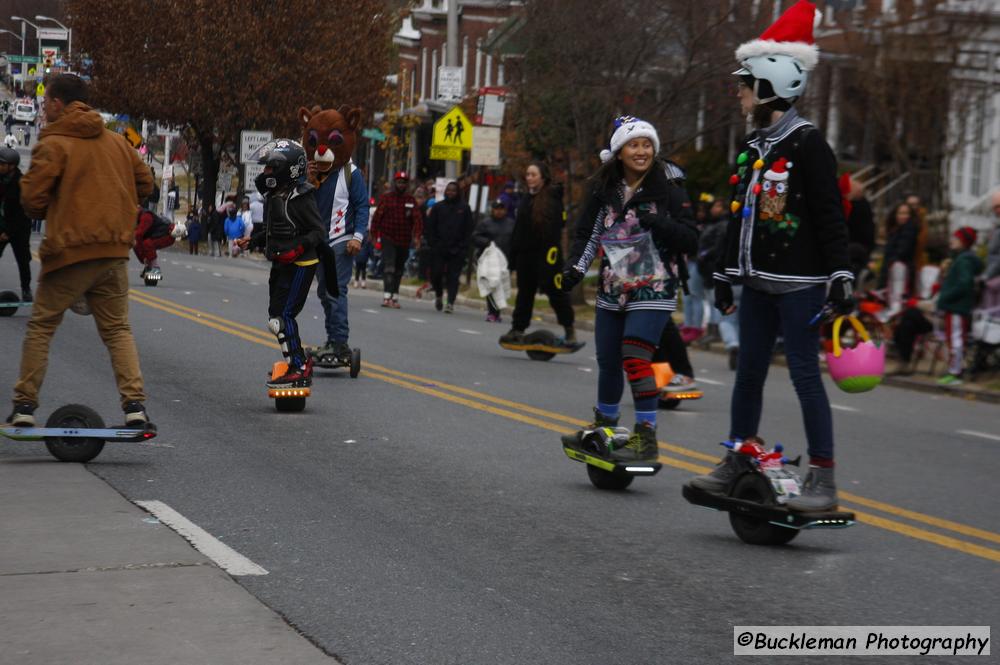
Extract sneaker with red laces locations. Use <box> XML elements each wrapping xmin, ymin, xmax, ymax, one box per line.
<box><xmin>267</xmin><ymin>363</ymin><xmax>313</xmax><ymax>388</ymax></box>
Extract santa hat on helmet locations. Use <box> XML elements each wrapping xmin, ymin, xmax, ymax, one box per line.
<box><xmin>735</xmin><ymin>0</ymin><xmax>822</xmax><ymax>72</ymax></box>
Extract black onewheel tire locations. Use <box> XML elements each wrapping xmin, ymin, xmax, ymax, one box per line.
<box><xmin>349</xmin><ymin>348</ymin><xmax>361</xmax><ymax>378</ymax></box>
<box><xmin>0</xmin><ymin>290</ymin><xmax>18</xmax><ymax>317</ymax></box>
<box><xmin>586</xmin><ymin>464</ymin><xmax>634</xmax><ymax>491</ymax></box>
<box><xmin>728</xmin><ymin>473</ymin><xmax>799</xmax><ymax>546</ymax></box>
<box><xmin>526</xmin><ymin>350</ymin><xmax>556</xmax><ymax>361</ymax></box>
<box><xmin>144</xmin><ymin>277</ymin><xmax>158</xmax><ymax>287</ymax></box>
<box><xmin>275</xmin><ymin>397</ymin><xmax>306</xmax><ymax>413</ymax></box>
<box><xmin>44</xmin><ymin>404</ymin><xmax>106</xmax><ymax>463</ymax></box>
<box><xmin>658</xmin><ymin>397</ymin><xmax>681</xmax><ymax>410</ymax></box>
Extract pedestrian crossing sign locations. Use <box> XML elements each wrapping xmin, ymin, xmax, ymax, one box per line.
<box><xmin>432</xmin><ymin>106</ymin><xmax>473</xmax><ymax>150</ymax></box>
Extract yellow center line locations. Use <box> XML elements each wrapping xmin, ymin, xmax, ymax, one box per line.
<box><xmin>127</xmin><ymin>289</ymin><xmax>1000</xmax><ymax>560</ymax></box>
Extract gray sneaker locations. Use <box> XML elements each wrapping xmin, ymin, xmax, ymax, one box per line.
<box><xmin>785</xmin><ymin>467</ymin><xmax>838</xmax><ymax>512</ymax></box>
<box><xmin>561</xmin><ymin>408</ymin><xmax>619</xmax><ymax>450</ymax></box>
<box><xmin>689</xmin><ymin>451</ymin><xmax>741</xmax><ymax>493</ymax></box>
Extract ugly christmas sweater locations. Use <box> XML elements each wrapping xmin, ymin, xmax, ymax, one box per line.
<box><xmin>713</xmin><ymin>110</ymin><xmax>851</xmax><ymax>288</ymax></box>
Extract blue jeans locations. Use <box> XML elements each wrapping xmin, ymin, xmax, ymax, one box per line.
<box><xmin>316</xmin><ymin>241</ymin><xmax>354</xmax><ymax>344</ymax></box>
<box><xmin>730</xmin><ymin>284</ymin><xmax>833</xmax><ymax>459</ymax></box>
<box><xmin>595</xmin><ymin>308</ymin><xmax>671</xmax><ymax>414</ymax></box>
<box><xmin>683</xmin><ymin>259</ymin><xmax>705</xmax><ymax>329</ymax></box>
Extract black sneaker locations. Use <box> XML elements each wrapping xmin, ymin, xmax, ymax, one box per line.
<box><xmin>123</xmin><ymin>401</ymin><xmax>150</xmax><ymax>427</ymax></box>
<box><xmin>728</xmin><ymin>347</ymin><xmax>739</xmax><ymax>371</ymax></box>
<box><xmin>5</xmin><ymin>402</ymin><xmax>36</xmax><ymax>427</ymax></box>
<box><xmin>499</xmin><ymin>328</ymin><xmax>526</xmax><ymax>345</ymax></box>
<box><xmin>435</xmin><ymin>296</ymin><xmax>444</xmax><ymax>312</ymax></box>
<box><xmin>609</xmin><ymin>422</ymin><xmax>658</xmax><ymax>462</ymax></box>
<box><xmin>20</xmin><ymin>288</ymin><xmax>32</xmax><ymax>303</ymax></box>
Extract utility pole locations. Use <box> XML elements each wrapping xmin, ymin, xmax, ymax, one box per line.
<box><xmin>445</xmin><ymin>0</ymin><xmax>459</xmax><ymax>180</ymax></box>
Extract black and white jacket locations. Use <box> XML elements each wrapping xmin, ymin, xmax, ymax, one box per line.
<box><xmin>714</xmin><ymin>114</ymin><xmax>851</xmax><ymax>287</ymax></box>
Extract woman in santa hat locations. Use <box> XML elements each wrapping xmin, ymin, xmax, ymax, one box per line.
<box><xmin>559</xmin><ymin>117</ymin><xmax>697</xmax><ymax>462</ymax></box>
<box><xmin>688</xmin><ymin>0</ymin><xmax>853</xmax><ymax>512</ymax></box>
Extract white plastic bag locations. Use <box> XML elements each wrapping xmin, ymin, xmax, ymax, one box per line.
<box><xmin>476</xmin><ymin>242</ymin><xmax>511</xmax><ymax>309</ymax></box>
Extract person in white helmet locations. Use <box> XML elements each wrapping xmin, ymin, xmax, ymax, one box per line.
<box><xmin>689</xmin><ymin>0</ymin><xmax>853</xmax><ymax>512</ymax></box>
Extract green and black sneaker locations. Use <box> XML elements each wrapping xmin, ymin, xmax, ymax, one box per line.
<box><xmin>610</xmin><ymin>422</ymin><xmax>659</xmax><ymax>463</ymax></box>
<box><xmin>560</xmin><ymin>408</ymin><xmax>619</xmax><ymax>451</ymax></box>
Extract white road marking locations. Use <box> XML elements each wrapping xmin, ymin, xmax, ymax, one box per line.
<box><xmin>212</xmin><ymin>272</ymin><xmax>222</xmax><ymax>277</ymax></box>
<box><xmin>697</xmin><ymin>378</ymin><xmax>726</xmax><ymax>386</ymax></box>
<box><xmin>183</xmin><ymin>291</ymin><xmax>192</xmax><ymax>295</ymax></box>
<box><xmin>197</xmin><ymin>268</ymin><xmax>205</xmax><ymax>273</ymax></box>
<box><xmin>957</xmin><ymin>430</ymin><xmax>1000</xmax><ymax>442</ymax></box>
<box><xmin>407</xmin><ymin>318</ymin><xmax>426</xmax><ymax>323</ymax></box>
<box><xmin>831</xmin><ymin>404</ymin><xmax>860</xmax><ymax>413</ymax></box>
<box><xmin>458</xmin><ymin>329</ymin><xmax>482</xmax><ymax>335</ymax></box>
<box><xmin>135</xmin><ymin>500</ymin><xmax>268</xmax><ymax>576</ymax></box>
<box><xmin>185</xmin><ymin>264</ymin><xmax>192</xmax><ymax>269</ymax></box>
<box><xmin>363</xmin><ymin>308</ymin><xmax>379</xmax><ymax>314</ymax></box>
<box><xmin>249</xmin><ymin>282</ymin><xmax>259</xmax><ymax>286</ymax></box>
<box><xmin>577</xmin><ymin>367</ymin><xmax>592</xmax><ymax>373</ymax></box>
<box><xmin>170</xmin><ymin>261</ymin><xmax>178</xmax><ymax>265</ymax></box>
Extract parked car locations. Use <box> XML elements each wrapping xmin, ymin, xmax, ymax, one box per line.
<box><xmin>12</xmin><ymin>99</ymin><xmax>36</xmax><ymax>124</ymax></box>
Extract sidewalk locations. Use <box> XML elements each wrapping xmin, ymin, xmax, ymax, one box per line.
<box><xmin>0</xmin><ymin>458</ymin><xmax>338</xmax><ymax>665</ymax></box>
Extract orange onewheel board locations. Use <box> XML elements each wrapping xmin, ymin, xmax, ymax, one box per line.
<box><xmin>651</xmin><ymin>362</ymin><xmax>675</xmax><ymax>389</ymax></box>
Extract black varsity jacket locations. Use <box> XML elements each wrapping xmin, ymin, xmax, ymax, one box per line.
<box><xmin>714</xmin><ymin>116</ymin><xmax>851</xmax><ymax>287</ymax></box>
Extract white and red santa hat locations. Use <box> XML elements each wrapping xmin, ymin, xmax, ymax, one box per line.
<box><xmin>735</xmin><ymin>0</ymin><xmax>822</xmax><ymax>72</ymax></box>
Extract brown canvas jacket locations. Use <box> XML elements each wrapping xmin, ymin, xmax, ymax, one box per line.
<box><xmin>21</xmin><ymin>102</ymin><xmax>154</xmax><ymax>275</ymax></box>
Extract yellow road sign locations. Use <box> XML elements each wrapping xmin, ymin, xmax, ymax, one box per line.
<box><xmin>432</xmin><ymin>106</ymin><xmax>473</xmax><ymax>150</ymax></box>
<box><xmin>430</xmin><ymin>145</ymin><xmax>463</xmax><ymax>161</ymax></box>
<box><xmin>125</xmin><ymin>126</ymin><xmax>143</xmax><ymax>149</ymax></box>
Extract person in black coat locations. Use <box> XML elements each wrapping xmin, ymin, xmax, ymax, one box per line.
<box><xmin>877</xmin><ymin>202</ymin><xmax>920</xmax><ymax>313</ymax></box>
<box><xmin>691</xmin><ymin>4</ymin><xmax>853</xmax><ymax>512</ymax></box>
<box><xmin>845</xmin><ymin>178</ymin><xmax>875</xmax><ymax>281</ymax></box>
<box><xmin>472</xmin><ymin>198</ymin><xmax>515</xmax><ymax>260</ymax></box>
<box><xmin>500</xmin><ymin>162</ymin><xmax>577</xmax><ymax>343</ymax></box>
<box><xmin>0</xmin><ymin>148</ymin><xmax>32</xmax><ymax>301</ymax></box>
<box><xmin>424</xmin><ymin>181</ymin><xmax>474</xmax><ymax>313</ymax></box>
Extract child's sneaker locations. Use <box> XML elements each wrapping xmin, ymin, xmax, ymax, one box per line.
<box><xmin>664</xmin><ymin>374</ymin><xmax>697</xmax><ymax>392</ymax></box>
<box><xmin>267</xmin><ymin>364</ymin><xmax>312</xmax><ymax>388</ymax></box>
<box><xmin>937</xmin><ymin>374</ymin><xmax>964</xmax><ymax>386</ymax></box>
<box><xmin>390</xmin><ymin>298</ymin><xmax>401</xmax><ymax>309</ymax></box>
<box><xmin>381</xmin><ymin>297</ymin><xmax>392</xmax><ymax>308</ymax></box>
<box><xmin>609</xmin><ymin>422</ymin><xmax>658</xmax><ymax>462</ymax></box>
<box><xmin>444</xmin><ymin>302</ymin><xmax>454</xmax><ymax>314</ymax></box>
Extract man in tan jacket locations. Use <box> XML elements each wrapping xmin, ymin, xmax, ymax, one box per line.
<box><xmin>7</xmin><ymin>74</ymin><xmax>155</xmax><ymax>427</ymax></box>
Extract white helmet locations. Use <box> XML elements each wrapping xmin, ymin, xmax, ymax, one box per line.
<box><xmin>734</xmin><ymin>54</ymin><xmax>809</xmax><ymax>105</ymax></box>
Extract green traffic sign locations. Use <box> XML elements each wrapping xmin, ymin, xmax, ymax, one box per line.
<box><xmin>361</xmin><ymin>128</ymin><xmax>386</xmax><ymax>142</ymax></box>
<box><xmin>7</xmin><ymin>55</ymin><xmax>40</xmax><ymax>64</ymax></box>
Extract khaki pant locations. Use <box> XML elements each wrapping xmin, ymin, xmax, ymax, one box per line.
<box><xmin>14</xmin><ymin>258</ymin><xmax>144</xmax><ymax>408</ymax></box>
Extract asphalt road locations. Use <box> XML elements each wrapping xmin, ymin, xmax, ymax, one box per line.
<box><xmin>1</xmin><ymin>247</ymin><xmax>998</xmax><ymax>664</ymax></box>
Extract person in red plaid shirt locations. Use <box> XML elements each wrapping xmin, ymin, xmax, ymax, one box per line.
<box><xmin>370</xmin><ymin>171</ymin><xmax>423</xmax><ymax>307</ymax></box>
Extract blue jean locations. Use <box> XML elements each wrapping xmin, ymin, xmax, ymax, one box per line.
<box><xmin>316</xmin><ymin>241</ymin><xmax>354</xmax><ymax>344</ymax></box>
<box><xmin>730</xmin><ymin>284</ymin><xmax>833</xmax><ymax>459</ymax></box>
<box><xmin>683</xmin><ymin>260</ymin><xmax>705</xmax><ymax>329</ymax></box>
<box><xmin>595</xmin><ymin>308</ymin><xmax>671</xmax><ymax>413</ymax></box>
<box><xmin>719</xmin><ymin>285</ymin><xmax>741</xmax><ymax>349</ymax></box>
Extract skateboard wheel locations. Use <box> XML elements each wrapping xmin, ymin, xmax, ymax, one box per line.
<box><xmin>349</xmin><ymin>348</ymin><xmax>361</xmax><ymax>378</ymax></box>
<box><xmin>44</xmin><ymin>404</ymin><xmax>106</xmax><ymax>463</ymax></box>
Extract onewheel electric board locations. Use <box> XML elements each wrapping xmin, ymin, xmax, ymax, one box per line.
<box><xmin>143</xmin><ymin>267</ymin><xmax>162</xmax><ymax>287</ymax></box>
<box><xmin>268</xmin><ymin>361</ymin><xmax>311</xmax><ymax>412</ymax></box>
<box><xmin>682</xmin><ymin>445</ymin><xmax>855</xmax><ymax>546</ymax></box>
<box><xmin>0</xmin><ymin>403</ymin><xmax>158</xmax><ymax>463</ymax></box>
<box><xmin>562</xmin><ymin>426</ymin><xmax>661</xmax><ymax>490</ymax></box>
<box><xmin>658</xmin><ymin>388</ymin><xmax>704</xmax><ymax>410</ymax></box>
<box><xmin>500</xmin><ymin>329</ymin><xmax>586</xmax><ymax>361</ymax></box>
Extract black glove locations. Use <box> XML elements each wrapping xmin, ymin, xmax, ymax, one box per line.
<box><xmin>561</xmin><ymin>267</ymin><xmax>583</xmax><ymax>292</ymax></box>
<box><xmin>714</xmin><ymin>280</ymin><xmax>734</xmax><ymax>314</ymax></box>
<box><xmin>638</xmin><ymin>211</ymin><xmax>665</xmax><ymax>233</ymax></box>
<box><xmin>827</xmin><ymin>276</ymin><xmax>855</xmax><ymax>315</ymax></box>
